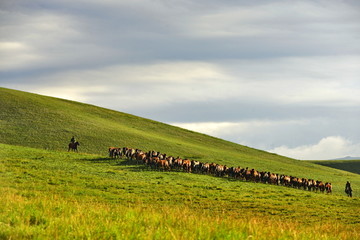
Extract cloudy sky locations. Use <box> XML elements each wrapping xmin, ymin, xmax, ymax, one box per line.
<box><xmin>1</xmin><ymin>0</ymin><xmax>360</xmax><ymax>160</ymax></box>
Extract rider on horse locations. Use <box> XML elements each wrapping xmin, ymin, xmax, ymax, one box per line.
<box><xmin>68</xmin><ymin>136</ymin><xmax>80</xmax><ymax>152</ymax></box>
<box><xmin>345</xmin><ymin>181</ymin><xmax>352</xmax><ymax>197</ymax></box>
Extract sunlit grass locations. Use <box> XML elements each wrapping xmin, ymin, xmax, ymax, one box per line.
<box><xmin>1</xmin><ymin>144</ymin><xmax>359</xmax><ymax>239</ymax></box>
<box><xmin>1</xmin><ymin>188</ymin><xmax>359</xmax><ymax>240</ymax></box>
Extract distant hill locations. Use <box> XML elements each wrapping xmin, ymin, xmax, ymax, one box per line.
<box><xmin>311</xmin><ymin>160</ymin><xmax>360</xmax><ymax>175</ymax></box>
<box><xmin>332</xmin><ymin>156</ymin><xmax>360</xmax><ymax>161</ymax></box>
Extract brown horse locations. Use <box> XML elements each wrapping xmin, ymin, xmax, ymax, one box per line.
<box><xmin>325</xmin><ymin>182</ymin><xmax>332</xmax><ymax>194</ymax></box>
<box><xmin>182</xmin><ymin>159</ymin><xmax>191</xmax><ymax>173</ymax></box>
<box><xmin>68</xmin><ymin>142</ymin><xmax>80</xmax><ymax>152</ymax></box>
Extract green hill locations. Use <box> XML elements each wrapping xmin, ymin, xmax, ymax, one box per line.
<box><xmin>0</xmin><ymin>87</ymin><xmax>280</xmax><ymax>160</ymax></box>
<box><xmin>0</xmin><ymin>87</ymin><xmax>359</xmax><ymax>192</ymax></box>
<box><xmin>0</xmin><ymin>88</ymin><xmax>307</xmax><ymax>173</ymax></box>
<box><xmin>1</xmin><ymin>87</ymin><xmax>360</xmax><ymax>239</ymax></box>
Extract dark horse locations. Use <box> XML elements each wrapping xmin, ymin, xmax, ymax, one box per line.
<box><xmin>68</xmin><ymin>141</ymin><xmax>80</xmax><ymax>152</ymax></box>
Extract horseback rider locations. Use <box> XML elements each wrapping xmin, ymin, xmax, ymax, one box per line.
<box><xmin>345</xmin><ymin>181</ymin><xmax>352</xmax><ymax>197</ymax></box>
<box><xmin>68</xmin><ymin>136</ymin><xmax>80</xmax><ymax>152</ymax></box>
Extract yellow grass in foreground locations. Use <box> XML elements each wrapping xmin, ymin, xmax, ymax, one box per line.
<box><xmin>1</xmin><ymin>188</ymin><xmax>358</xmax><ymax>240</ymax></box>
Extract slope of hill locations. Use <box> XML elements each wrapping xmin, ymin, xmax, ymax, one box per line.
<box><xmin>0</xmin><ymin>87</ymin><xmax>279</xmax><ymax>160</ymax></box>
<box><xmin>0</xmin><ymin>88</ymin><xmax>303</xmax><ymax>174</ymax></box>
<box><xmin>0</xmin><ymin>87</ymin><xmax>358</xmax><ymax>192</ymax></box>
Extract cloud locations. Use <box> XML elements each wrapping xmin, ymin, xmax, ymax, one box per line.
<box><xmin>269</xmin><ymin>136</ymin><xmax>360</xmax><ymax>160</ymax></box>
<box><xmin>0</xmin><ymin>41</ymin><xmax>42</xmax><ymax>71</ymax></box>
<box><xmin>172</xmin><ymin>118</ymin><xmax>317</xmax><ymax>149</ymax></box>
<box><xmin>1</xmin><ymin>0</ymin><xmax>360</xmax><ymax>160</ymax></box>
<box><xmin>5</xmin><ymin>61</ymin><xmax>231</xmax><ymax>108</ymax></box>
<box><xmin>220</xmin><ymin>56</ymin><xmax>360</xmax><ymax>107</ymax></box>
<box><xmin>0</xmin><ymin>5</ymin><xmax>120</xmax><ymax>73</ymax></box>
<box><xmin>4</xmin><ymin>55</ymin><xmax>359</xmax><ymax>109</ymax></box>
<box><xmin>2</xmin><ymin>0</ymin><xmax>359</xmax><ymax>74</ymax></box>
<box><xmin>172</xmin><ymin>118</ymin><xmax>360</xmax><ymax>160</ymax></box>
<box><xmin>172</xmin><ymin>119</ymin><xmax>309</xmax><ymax>149</ymax></box>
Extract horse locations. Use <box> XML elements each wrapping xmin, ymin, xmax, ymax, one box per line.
<box><xmin>317</xmin><ymin>181</ymin><xmax>325</xmax><ymax>193</ymax></box>
<box><xmin>135</xmin><ymin>151</ymin><xmax>147</xmax><ymax>164</ymax></box>
<box><xmin>269</xmin><ymin>173</ymin><xmax>278</xmax><ymax>185</ymax></box>
<box><xmin>325</xmin><ymin>182</ymin><xmax>332</xmax><ymax>194</ymax></box>
<box><xmin>157</xmin><ymin>159</ymin><xmax>170</xmax><ymax>171</ymax></box>
<box><xmin>250</xmin><ymin>169</ymin><xmax>260</xmax><ymax>182</ymax></box>
<box><xmin>68</xmin><ymin>141</ymin><xmax>80</xmax><ymax>152</ymax></box>
<box><xmin>182</xmin><ymin>159</ymin><xmax>191</xmax><ymax>173</ymax></box>
<box><xmin>281</xmin><ymin>175</ymin><xmax>291</xmax><ymax>186</ymax></box>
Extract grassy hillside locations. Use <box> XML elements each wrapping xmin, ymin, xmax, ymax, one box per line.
<box><xmin>1</xmin><ymin>87</ymin><xmax>360</xmax><ymax>238</ymax></box>
<box><xmin>0</xmin><ymin>87</ymin><xmax>287</xmax><ymax>163</ymax></box>
<box><xmin>1</xmin><ymin>143</ymin><xmax>359</xmax><ymax>239</ymax></box>
<box><xmin>0</xmin><ymin>88</ymin><xmax>352</xmax><ymax>177</ymax></box>
<box><xmin>311</xmin><ymin>160</ymin><xmax>360</xmax><ymax>175</ymax></box>
<box><xmin>0</xmin><ymin>87</ymin><xmax>359</xmax><ymax>193</ymax></box>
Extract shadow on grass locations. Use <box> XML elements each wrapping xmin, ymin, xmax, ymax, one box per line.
<box><xmin>79</xmin><ymin>158</ymin><xmax>257</xmax><ymax>182</ymax></box>
<box><xmin>81</xmin><ymin>157</ymin><xmax>151</xmax><ymax>172</ymax></box>
<box><xmin>82</xmin><ymin>157</ymin><xmax>113</xmax><ymax>162</ymax></box>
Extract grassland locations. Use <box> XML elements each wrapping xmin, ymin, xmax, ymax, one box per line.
<box><xmin>1</xmin><ymin>87</ymin><xmax>360</xmax><ymax>239</ymax></box>
<box><xmin>1</xmin><ymin>143</ymin><xmax>359</xmax><ymax>239</ymax></box>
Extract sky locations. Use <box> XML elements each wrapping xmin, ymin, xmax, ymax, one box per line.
<box><xmin>1</xmin><ymin>0</ymin><xmax>360</xmax><ymax>160</ymax></box>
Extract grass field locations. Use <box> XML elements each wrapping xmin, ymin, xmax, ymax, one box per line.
<box><xmin>1</xmin><ymin>143</ymin><xmax>359</xmax><ymax>239</ymax></box>
<box><xmin>1</xmin><ymin>87</ymin><xmax>359</xmax><ymax>239</ymax></box>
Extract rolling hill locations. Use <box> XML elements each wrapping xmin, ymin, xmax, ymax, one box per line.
<box><xmin>0</xmin><ymin>87</ymin><xmax>310</xmax><ymax>174</ymax></box>
<box><xmin>1</xmin><ymin>87</ymin><xmax>359</xmax><ymax>192</ymax></box>
<box><xmin>1</xmin><ymin>87</ymin><xmax>359</xmax><ymax>239</ymax></box>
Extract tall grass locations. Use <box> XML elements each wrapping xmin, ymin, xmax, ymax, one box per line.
<box><xmin>1</xmin><ymin>187</ymin><xmax>359</xmax><ymax>240</ymax></box>
<box><xmin>1</xmin><ymin>144</ymin><xmax>359</xmax><ymax>239</ymax></box>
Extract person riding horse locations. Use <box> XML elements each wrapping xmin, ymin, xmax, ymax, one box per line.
<box><xmin>345</xmin><ymin>181</ymin><xmax>352</xmax><ymax>197</ymax></box>
<box><xmin>68</xmin><ymin>136</ymin><xmax>79</xmax><ymax>152</ymax></box>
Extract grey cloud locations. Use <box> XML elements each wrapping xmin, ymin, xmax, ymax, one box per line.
<box><xmin>1</xmin><ymin>0</ymin><xmax>360</xmax><ymax>159</ymax></box>
<box><xmin>1</xmin><ymin>0</ymin><xmax>359</xmax><ymax>77</ymax></box>
<box><xmin>130</xmin><ymin>99</ymin><xmax>359</xmax><ymax>123</ymax></box>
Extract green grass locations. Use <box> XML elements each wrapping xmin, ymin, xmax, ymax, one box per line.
<box><xmin>1</xmin><ymin>143</ymin><xmax>359</xmax><ymax>239</ymax></box>
<box><xmin>1</xmin><ymin>87</ymin><xmax>360</xmax><ymax>239</ymax></box>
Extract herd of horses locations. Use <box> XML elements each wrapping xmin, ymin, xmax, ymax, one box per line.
<box><xmin>108</xmin><ymin>146</ymin><xmax>333</xmax><ymax>194</ymax></box>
